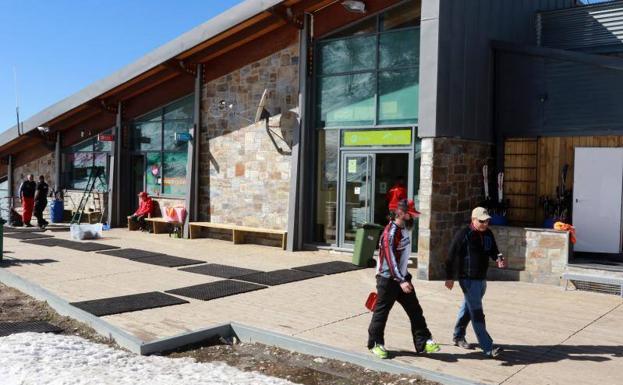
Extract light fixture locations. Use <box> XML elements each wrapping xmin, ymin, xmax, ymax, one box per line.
<box><xmin>36</xmin><ymin>126</ymin><xmax>50</xmax><ymax>133</ymax></box>
<box><xmin>341</xmin><ymin>0</ymin><xmax>366</xmax><ymax>14</ymax></box>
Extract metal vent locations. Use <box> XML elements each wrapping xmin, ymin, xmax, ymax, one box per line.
<box><xmin>571</xmin><ymin>280</ymin><xmax>622</xmax><ymax>296</ymax></box>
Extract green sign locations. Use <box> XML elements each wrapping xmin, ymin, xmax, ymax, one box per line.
<box><xmin>343</xmin><ymin>129</ymin><xmax>411</xmax><ymax>147</ymax></box>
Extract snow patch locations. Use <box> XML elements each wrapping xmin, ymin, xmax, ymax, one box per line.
<box><xmin>0</xmin><ymin>333</ymin><xmax>297</xmax><ymax>385</ymax></box>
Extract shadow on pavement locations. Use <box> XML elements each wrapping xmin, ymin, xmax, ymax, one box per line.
<box><xmin>390</xmin><ymin>344</ymin><xmax>623</xmax><ymax>366</ymax></box>
<box><xmin>0</xmin><ymin>258</ymin><xmax>59</xmax><ymax>267</ymax></box>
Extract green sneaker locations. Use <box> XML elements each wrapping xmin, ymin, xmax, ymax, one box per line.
<box><xmin>370</xmin><ymin>343</ymin><xmax>389</xmax><ymax>359</ymax></box>
<box><xmin>424</xmin><ymin>339</ymin><xmax>441</xmax><ymax>353</ymax></box>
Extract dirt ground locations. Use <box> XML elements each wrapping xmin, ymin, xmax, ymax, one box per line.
<box><xmin>0</xmin><ymin>283</ymin><xmax>439</xmax><ymax>385</ymax></box>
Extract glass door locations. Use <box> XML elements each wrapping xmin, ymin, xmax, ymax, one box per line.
<box><xmin>130</xmin><ymin>155</ymin><xmax>146</xmax><ymax>213</ymax></box>
<box><xmin>339</xmin><ymin>153</ymin><xmax>375</xmax><ymax>246</ymax></box>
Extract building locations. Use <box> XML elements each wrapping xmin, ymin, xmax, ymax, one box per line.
<box><xmin>4</xmin><ymin>0</ymin><xmax>623</xmax><ymax>284</ymax></box>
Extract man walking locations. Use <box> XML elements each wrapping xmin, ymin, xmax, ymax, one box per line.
<box><xmin>445</xmin><ymin>207</ymin><xmax>506</xmax><ymax>358</ymax></box>
<box><xmin>367</xmin><ymin>199</ymin><xmax>440</xmax><ymax>359</ymax></box>
<box><xmin>19</xmin><ymin>174</ymin><xmax>37</xmax><ymax>227</ymax></box>
<box><xmin>34</xmin><ymin>175</ymin><xmax>50</xmax><ymax>229</ymax></box>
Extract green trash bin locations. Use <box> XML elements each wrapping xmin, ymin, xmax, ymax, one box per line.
<box><xmin>352</xmin><ymin>223</ymin><xmax>384</xmax><ymax>267</ymax></box>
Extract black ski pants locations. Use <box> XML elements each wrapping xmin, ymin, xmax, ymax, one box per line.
<box><xmin>34</xmin><ymin>199</ymin><xmax>48</xmax><ymax>227</ymax></box>
<box><xmin>367</xmin><ymin>275</ymin><xmax>432</xmax><ymax>353</ymax></box>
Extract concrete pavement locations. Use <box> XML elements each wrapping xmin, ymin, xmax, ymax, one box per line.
<box><xmin>1</xmin><ymin>228</ymin><xmax>621</xmax><ymax>385</ymax></box>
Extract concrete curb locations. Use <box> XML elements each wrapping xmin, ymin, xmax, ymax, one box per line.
<box><xmin>0</xmin><ymin>269</ymin><xmax>483</xmax><ymax>385</ymax></box>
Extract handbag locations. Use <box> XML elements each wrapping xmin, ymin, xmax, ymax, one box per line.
<box><xmin>365</xmin><ymin>292</ymin><xmax>378</xmax><ymax>312</ymax></box>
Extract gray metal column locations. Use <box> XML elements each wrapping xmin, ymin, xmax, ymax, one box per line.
<box><xmin>7</xmin><ymin>154</ymin><xmax>13</xmax><ymax>210</ymax></box>
<box><xmin>54</xmin><ymin>132</ymin><xmax>61</xmax><ymax>193</ymax></box>
<box><xmin>287</xmin><ymin>14</ymin><xmax>310</xmax><ymax>251</ymax></box>
<box><xmin>107</xmin><ymin>103</ymin><xmax>122</xmax><ymax>227</ymax></box>
<box><xmin>183</xmin><ymin>63</ymin><xmax>202</xmax><ymax>238</ymax></box>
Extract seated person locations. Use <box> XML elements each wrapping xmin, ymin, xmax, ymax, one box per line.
<box><xmin>129</xmin><ymin>192</ymin><xmax>154</xmax><ymax>231</ymax></box>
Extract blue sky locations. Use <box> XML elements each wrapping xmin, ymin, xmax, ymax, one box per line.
<box><xmin>0</xmin><ymin>0</ymin><xmax>244</xmax><ymax>132</ymax></box>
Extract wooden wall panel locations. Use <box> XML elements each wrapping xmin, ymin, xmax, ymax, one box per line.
<box><xmin>504</xmin><ymin>138</ymin><xmax>538</xmax><ymax>225</ymax></box>
<box><xmin>506</xmin><ymin>136</ymin><xmax>623</xmax><ymax>226</ymax></box>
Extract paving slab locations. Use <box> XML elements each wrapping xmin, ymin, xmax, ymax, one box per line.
<box><xmin>1</xmin><ymin>228</ymin><xmax>622</xmax><ymax>385</ymax></box>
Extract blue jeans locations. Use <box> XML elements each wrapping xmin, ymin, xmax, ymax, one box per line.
<box><xmin>453</xmin><ymin>279</ymin><xmax>493</xmax><ymax>353</ymax></box>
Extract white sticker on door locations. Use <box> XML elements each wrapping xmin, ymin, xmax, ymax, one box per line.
<box><xmin>348</xmin><ymin>159</ymin><xmax>357</xmax><ymax>174</ymax></box>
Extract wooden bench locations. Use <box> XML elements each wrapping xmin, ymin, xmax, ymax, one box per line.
<box><xmin>144</xmin><ymin>217</ymin><xmax>183</xmax><ymax>235</ymax></box>
<box><xmin>189</xmin><ymin>222</ymin><xmax>287</xmax><ymax>249</ymax></box>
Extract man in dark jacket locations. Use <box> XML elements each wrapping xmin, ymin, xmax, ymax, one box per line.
<box><xmin>19</xmin><ymin>174</ymin><xmax>37</xmax><ymax>227</ymax></box>
<box><xmin>367</xmin><ymin>199</ymin><xmax>440</xmax><ymax>359</ymax></box>
<box><xmin>34</xmin><ymin>175</ymin><xmax>49</xmax><ymax>229</ymax></box>
<box><xmin>445</xmin><ymin>207</ymin><xmax>506</xmax><ymax>358</ymax></box>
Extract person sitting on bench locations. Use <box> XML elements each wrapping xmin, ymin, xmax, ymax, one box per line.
<box><xmin>130</xmin><ymin>192</ymin><xmax>154</xmax><ymax>231</ymax></box>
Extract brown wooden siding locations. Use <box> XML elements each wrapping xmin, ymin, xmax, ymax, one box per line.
<box><xmin>505</xmin><ymin>135</ymin><xmax>623</xmax><ymax>226</ymax></box>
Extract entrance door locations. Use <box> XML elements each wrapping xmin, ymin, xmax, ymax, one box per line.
<box><xmin>573</xmin><ymin>147</ymin><xmax>623</xmax><ymax>253</ymax></box>
<box><xmin>339</xmin><ymin>154</ymin><xmax>374</xmax><ymax>245</ymax></box>
<box><xmin>130</xmin><ymin>155</ymin><xmax>146</xmax><ymax>213</ymax></box>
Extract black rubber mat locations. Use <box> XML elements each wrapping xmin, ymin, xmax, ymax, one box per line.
<box><xmin>166</xmin><ymin>280</ymin><xmax>266</xmax><ymax>301</ymax></box>
<box><xmin>4</xmin><ymin>232</ymin><xmax>54</xmax><ymax>240</ymax></box>
<box><xmin>179</xmin><ymin>263</ymin><xmax>262</xmax><ymax>278</ymax></box>
<box><xmin>3</xmin><ymin>227</ymin><xmax>46</xmax><ymax>233</ymax></box>
<box><xmin>70</xmin><ymin>291</ymin><xmax>188</xmax><ymax>316</ymax></box>
<box><xmin>235</xmin><ymin>269</ymin><xmax>323</xmax><ymax>286</ymax></box>
<box><xmin>57</xmin><ymin>241</ymin><xmax>120</xmax><ymax>252</ymax></box>
<box><xmin>20</xmin><ymin>238</ymin><xmax>66</xmax><ymax>247</ymax></box>
<box><xmin>0</xmin><ymin>321</ymin><xmax>63</xmax><ymax>337</ymax></box>
<box><xmin>134</xmin><ymin>255</ymin><xmax>204</xmax><ymax>267</ymax></box>
<box><xmin>45</xmin><ymin>227</ymin><xmax>71</xmax><ymax>232</ymax></box>
<box><xmin>96</xmin><ymin>248</ymin><xmax>167</xmax><ymax>260</ymax></box>
<box><xmin>292</xmin><ymin>261</ymin><xmax>364</xmax><ymax>275</ymax></box>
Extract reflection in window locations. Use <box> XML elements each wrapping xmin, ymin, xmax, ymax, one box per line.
<box><xmin>163</xmin><ymin>152</ymin><xmax>188</xmax><ymax>196</ymax></box>
<box><xmin>314</xmin><ymin>130</ymin><xmax>339</xmax><ymax>244</ymax></box>
<box><xmin>315</xmin><ymin>0</ymin><xmax>420</xmax><ymax>128</ymax></box>
<box><xmin>318</xmin><ymin>73</ymin><xmax>376</xmax><ymax>127</ymax></box>
<box><xmin>62</xmin><ymin>130</ymin><xmax>111</xmax><ymax>190</ymax></box>
<box><xmin>319</xmin><ymin>35</ymin><xmax>376</xmax><ymax>75</ymax></box>
<box><xmin>379</xmin><ymin>68</ymin><xmax>419</xmax><ymax>125</ymax></box>
<box><xmin>132</xmin><ymin>94</ymin><xmax>193</xmax><ymax>197</ymax></box>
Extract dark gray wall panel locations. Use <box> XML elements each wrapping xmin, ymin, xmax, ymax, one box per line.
<box><xmin>426</xmin><ymin>0</ymin><xmax>575</xmax><ymax>141</ymax></box>
<box><xmin>539</xmin><ymin>0</ymin><xmax>623</xmax><ymax>54</ymax></box>
<box><xmin>496</xmin><ymin>49</ymin><xmax>623</xmax><ymax>137</ymax></box>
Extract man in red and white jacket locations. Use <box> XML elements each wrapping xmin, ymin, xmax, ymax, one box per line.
<box><xmin>367</xmin><ymin>199</ymin><xmax>440</xmax><ymax>359</ymax></box>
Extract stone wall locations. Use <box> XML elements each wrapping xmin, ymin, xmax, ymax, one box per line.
<box><xmin>12</xmin><ymin>151</ymin><xmax>55</xmax><ymax>199</ymax></box>
<box><xmin>417</xmin><ymin>137</ymin><xmax>494</xmax><ymax>280</ymax></box>
<box><xmin>490</xmin><ymin>226</ymin><xmax>569</xmax><ymax>285</ymax></box>
<box><xmin>198</xmin><ymin>42</ymin><xmax>299</xmax><ymax>230</ymax></box>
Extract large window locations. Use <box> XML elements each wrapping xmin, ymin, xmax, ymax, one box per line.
<box><xmin>132</xmin><ymin>94</ymin><xmax>193</xmax><ymax>197</ymax></box>
<box><xmin>62</xmin><ymin>131</ymin><xmax>111</xmax><ymax>191</ymax></box>
<box><xmin>316</xmin><ymin>1</ymin><xmax>420</xmax><ymax>128</ymax></box>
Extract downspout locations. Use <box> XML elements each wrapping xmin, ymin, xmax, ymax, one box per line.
<box><xmin>183</xmin><ymin>63</ymin><xmax>203</xmax><ymax>238</ymax></box>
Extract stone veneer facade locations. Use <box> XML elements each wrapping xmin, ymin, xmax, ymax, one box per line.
<box><xmin>12</xmin><ymin>151</ymin><xmax>56</xmax><ymax>198</ymax></box>
<box><xmin>490</xmin><ymin>226</ymin><xmax>569</xmax><ymax>285</ymax></box>
<box><xmin>198</xmin><ymin>42</ymin><xmax>299</xmax><ymax>230</ymax></box>
<box><xmin>417</xmin><ymin>137</ymin><xmax>494</xmax><ymax>280</ymax></box>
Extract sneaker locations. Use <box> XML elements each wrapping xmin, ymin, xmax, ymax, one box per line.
<box><xmin>485</xmin><ymin>346</ymin><xmax>503</xmax><ymax>358</ymax></box>
<box><xmin>453</xmin><ymin>338</ymin><xmax>471</xmax><ymax>349</ymax></box>
<box><xmin>424</xmin><ymin>339</ymin><xmax>441</xmax><ymax>353</ymax></box>
<box><xmin>369</xmin><ymin>343</ymin><xmax>389</xmax><ymax>359</ymax></box>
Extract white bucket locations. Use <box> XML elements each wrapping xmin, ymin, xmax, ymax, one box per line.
<box><xmin>70</xmin><ymin>223</ymin><xmax>103</xmax><ymax>240</ymax></box>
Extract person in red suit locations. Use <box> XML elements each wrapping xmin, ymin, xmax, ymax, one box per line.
<box><xmin>19</xmin><ymin>174</ymin><xmax>37</xmax><ymax>227</ymax></box>
<box><xmin>130</xmin><ymin>192</ymin><xmax>154</xmax><ymax>231</ymax></box>
<box><xmin>386</xmin><ymin>177</ymin><xmax>407</xmax><ymax>213</ymax></box>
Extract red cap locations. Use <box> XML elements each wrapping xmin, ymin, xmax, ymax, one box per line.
<box><xmin>138</xmin><ymin>191</ymin><xmax>148</xmax><ymax>198</ymax></box>
<box><xmin>397</xmin><ymin>199</ymin><xmax>420</xmax><ymax>218</ymax></box>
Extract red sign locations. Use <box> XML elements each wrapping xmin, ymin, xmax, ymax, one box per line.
<box><xmin>98</xmin><ymin>134</ymin><xmax>115</xmax><ymax>142</ymax></box>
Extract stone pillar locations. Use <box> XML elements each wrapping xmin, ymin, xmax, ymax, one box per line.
<box><xmin>417</xmin><ymin>137</ymin><xmax>494</xmax><ymax>280</ymax></box>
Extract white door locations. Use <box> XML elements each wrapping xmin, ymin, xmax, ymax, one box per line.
<box><xmin>573</xmin><ymin>147</ymin><xmax>623</xmax><ymax>253</ymax></box>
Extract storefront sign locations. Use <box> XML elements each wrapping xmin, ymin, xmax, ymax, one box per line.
<box><xmin>343</xmin><ymin>129</ymin><xmax>411</xmax><ymax>147</ymax></box>
<box><xmin>175</xmin><ymin>132</ymin><xmax>193</xmax><ymax>142</ymax></box>
<box><xmin>98</xmin><ymin>134</ymin><xmax>115</xmax><ymax>142</ymax></box>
